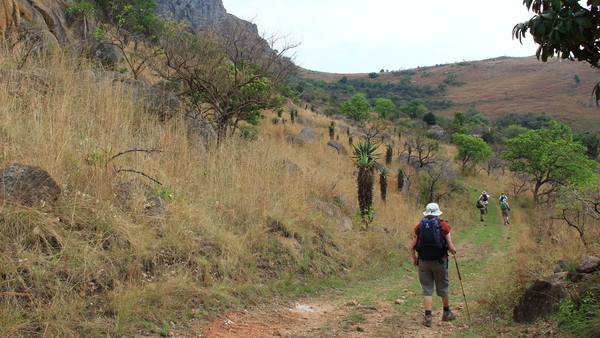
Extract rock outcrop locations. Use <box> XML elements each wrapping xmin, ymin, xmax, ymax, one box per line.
<box><xmin>154</xmin><ymin>0</ymin><xmax>227</xmax><ymax>28</ymax></box>
<box><xmin>154</xmin><ymin>0</ymin><xmax>260</xmax><ymax>39</ymax></box>
<box><xmin>2</xmin><ymin>0</ymin><xmax>78</xmax><ymax>44</ymax></box>
<box><xmin>0</xmin><ymin>164</ymin><xmax>61</xmax><ymax>212</ymax></box>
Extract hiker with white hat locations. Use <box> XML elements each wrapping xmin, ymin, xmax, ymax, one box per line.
<box><xmin>410</xmin><ymin>202</ymin><xmax>458</xmax><ymax>327</ymax></box>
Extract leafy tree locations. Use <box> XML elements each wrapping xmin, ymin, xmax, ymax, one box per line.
<box><xmin>503</xmin><ymin>125</ymin><xmax>529</xmax><ymax>139</ymax></box>
<box><xmin>453</xmin><ymin>112</ymin><xmax>466</xmax><ymax>126</ymax></box>
<box><xmin>513</xmin><ymin>0</ymin><xmax>600</xmax><ymax>103</ymax></box>
<box><xmin>465</xmin><ymin>107</ymin><xmax>489</xmax><ymax>125</ymax></box>
<box><xmin>422</xmin><ymin>112</ymin><xmax>437</xmax><ymax>126</ymax></box>
<box><xmin>503</xmin><ymin>121</ymin><xmax>598</xmax><ymax>203</ymax></box>
<box><xmin>374</xmin><ymin>98</ymin><xmax>396</xmax><ymax>119</ymax></box>
<box><xmin>338</xmin><ymin>93</ymin><xmax>372</xmax><ymax>122</ymax></box>
<box><xmin>574</xmin><ymin>131</ymin><xmax>600</xmax><ymax>159</ymax></box>
<box><xmin>91</xmin><ymin>0</ymin><xmax>162</xmax><ymax>38</ymax></box>
<box><xmin>66</xmin><ymin>0</ymin><xmax>96</xmax><ymax>39</ymax></box>
<box><xmin>368</xmin><ymin>72</ymin><xmax>379</xmax><ymax>79</ymax></box>
<box><xmin>481</xmin><ymin>130</ymin><xmax>494</xmax><ymax>143</ymax></box>
<box><xmin>400</xmin><ymin>99</ymin><xmax>428</xmax><ymax>118</ymax></box>
<box><xmin>452</xmin><ymin>133</ymin><xmax>492</xmax><ymax>170</ymax></box>
<box><xmin>156</xmin><ymin>22</ymin><xmax>297</xmax><ymax>147</ymax></box>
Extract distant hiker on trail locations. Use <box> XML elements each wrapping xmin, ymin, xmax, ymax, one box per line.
<box><xmin>499</xmin><ymin>193</ymin><xmax>507</xmax><ymax>204</ymax></box>
<box><xmin>410</xmin><ymin>203</ymin><xmax>458</xmax><ymax>327</ymax></box>
<box><xmin>477</xmin><ymin>195</ymin><xmax>486</xmax><ymax>222</ymax></box>
<box><xmin>500</xmin><ymin>198</ymin><xmax>511</xmax><ymax>225</ymax></box>
<box><xmin>478</xmin><ymin>191</ymin><xmax>490</xmax><ymax>213</ymax></box>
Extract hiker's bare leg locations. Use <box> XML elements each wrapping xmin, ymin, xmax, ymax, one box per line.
<box><xmin>442</xmin><ymin>296</ymin><xmax>450</xmax><ymax>307</ymax></box>
<box><xmin>424</xmin><ymin>296</ymin><xmax>433</xmax><ymax>311</ymax></box>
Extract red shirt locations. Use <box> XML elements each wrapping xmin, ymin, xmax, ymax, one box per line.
<box><xmin>414</xmin><ymin>216</ymin><xmax>451</xmax><ymax>258</ymax></box>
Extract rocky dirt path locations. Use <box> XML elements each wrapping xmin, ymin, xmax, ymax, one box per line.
<box><xmin>195</xmin><ymin>280</ymin><xmax>470</xmax><ymax>338</ymax></box>
<box><xmin>165</xmin><ymin>196</ymin><xmax>510</xmax><ymax>338</ymax></box>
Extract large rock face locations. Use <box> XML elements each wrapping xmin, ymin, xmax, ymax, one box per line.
<box><xmin>155</xmin><ymin>0</ymin><xmax>226</xmax><ymax>28</ymax></box>
<box><xmin>0</xmin><ymin>0</ymin><xmax>257</xmax><ymax>45</ymax></box>
<box><xmin>154</xmin><ymin>0</ymin><xmax>258</xmax><ymax>37</ymax></box>
<box><xmin>1</xmin><ymin>0</ymin><xmax>77</xmax><ymax>43</ymax></box>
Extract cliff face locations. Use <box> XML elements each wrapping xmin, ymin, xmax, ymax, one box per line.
<box><xmin>154</xmin><ymin>0</ymin><xmax>259</xmax><ymax>37</ymax></box>
<box><xmin>1</xmin><ymin>0</ymin><xmax>77</xmax><ymax>43</ymax></box>
<box><xmin>0</xmin><ymin>0</ymin><xmax>262</xmax><ymax>50</ymax></box>
<box><xmin>154</xmin><ymin>0</ymin><xmax>226</xmax><ymax>28</ymax></box>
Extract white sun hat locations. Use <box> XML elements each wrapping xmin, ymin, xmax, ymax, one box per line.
<box><xmin>423</xmin><ymin>203</ymin><xmax>442</xmax><ymax>216</ymax></box>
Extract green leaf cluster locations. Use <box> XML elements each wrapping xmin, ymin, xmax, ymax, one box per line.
<box><xmin>451</xmin><ymin>133</ymin><xmax>492</xmax><ymax>169</ymax></box>
<box><xmin>513</xmin><ymin>0</ymin><xmax>600</xmax><ymax>104</ymax></box>
<box><xmin>503</xmin><ymin>121</ymin><xmax>598</xmax><ymax>202</ymax></box>
<box><xmin>352</xmin><ymin>142</ymin><xmax>380</xmax><ymax>169</ymax></box>
<box><xmin>338</xmin><ymin>93</ymin><xmax>372</xmax><ymax>122</ymax></box>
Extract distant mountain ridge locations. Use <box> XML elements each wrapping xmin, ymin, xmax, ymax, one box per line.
<box><xmin>299</xmin><ymin>56</ymin><xmax>600</xmax><ymax>133</ymax></box>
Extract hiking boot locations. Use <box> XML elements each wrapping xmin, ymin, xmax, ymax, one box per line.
<box><xmin>507</xmin><ymin>221</ymin><xmax>510</xmax><ymax>225</ymax></box>
<box><xmin>480</xmin><ymin>219</ymin><xmax>484</xmax><ymax>222</ymax></box>
<box><xmin>442</xmin><ymin>310</ymin><xmax>457</xmax><ymax>322</ymax></box>
<box><xmin>422</xmin><ymin>314</ymin><xmax>432</xmax><ymax>327</ymax></box>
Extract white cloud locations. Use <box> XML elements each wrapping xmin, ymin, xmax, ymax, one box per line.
<box><xmin>224</xmin><ymin>0</ymin><xmax>539</xmax><ymax>73</ymax></box>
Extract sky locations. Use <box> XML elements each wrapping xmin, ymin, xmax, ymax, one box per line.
<box><xmin>223</xmin><ymin>0</ymin><xmax>540</xmax><ymax>74</ymax></box>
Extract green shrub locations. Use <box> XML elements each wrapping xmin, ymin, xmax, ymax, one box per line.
<box><xmin>557</xmin><ymin>290</ymin><xmax>600</xmax><ymax>337</ymax></box>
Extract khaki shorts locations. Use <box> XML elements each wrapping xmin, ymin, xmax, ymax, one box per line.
<box><xmin>417</xmin><ymin>258</ymin><xmax>450</xmax><ymax>297</ymax></box>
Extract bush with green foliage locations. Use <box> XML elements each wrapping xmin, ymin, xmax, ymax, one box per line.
<box><xmin>557</xmin><ymin>284</ymin><xmax>600</xmax><ymax>337</ymax></box>
<box><xmin>423</xmin><ymin>112</ymin><xmax>437</xmax><ymax>126</ymax></box>
<box><xmin>493</xmin><ymin>112</ymin><xmax>552</xmax><ymax>130</ymax></box>
<box><xmin>452</xmin><ymin>133</ymin><xmax>492</xmax><ymax>170</ymax></box>
<box><xmin>338</xmin><ymin>93</ymin><xmax>372</xmax><ymax>122</ymax></box>
<box><xmin>504</xmin><ymin>121</ymin><xmax>598</xmax><ymax>203</ymax></box>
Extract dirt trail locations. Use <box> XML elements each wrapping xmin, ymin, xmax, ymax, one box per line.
<box><xmin>196</xmin><ymin>296</ymin><xmax>468</xmax><ymax>337</ymax></box>
<box><xmin>164</xmin><ymin>194</ymin><xmax>508</xmax><ymax>338</ymax></box>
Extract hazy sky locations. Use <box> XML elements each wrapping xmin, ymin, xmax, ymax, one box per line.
<box><xmin>223</xmin><ymin>0</ymin><xmax>540</xmax><ymax>74</ymax></box>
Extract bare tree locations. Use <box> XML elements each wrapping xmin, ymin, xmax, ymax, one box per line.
<box><xmin>419</xmin><ymin>159</ymin><xmax>463</xmax><ymax>203</ymax></box>
<box><xmin>509</xmin><ymin>172</ymin><xmax>532</xmax><ymax>198</ymax></box>
<box><xmin>402</xmin><ymin>132</ymin><xmax>439</xmax><ymax>168</ymax></box>
<box><xmin>155</xmin><ymin>21</ymin><xmax>299</xmax><ymax>147</ymax></box>
<box><xmin>358</xmin><ymin>118</ymin><xmax>391</xmax><ymax>144</ymax></box>
<box><xmin>550</xmin><ymin>184</ymin><xmax>600</xmax><ymax>245</ymax></box>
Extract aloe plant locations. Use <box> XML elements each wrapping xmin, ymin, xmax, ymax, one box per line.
<box><xmin>385</xmin><ymin>143</ymin><xmax>394</xmax><ymax>165</ymax></box>
<box><xmin>379</xmin><ymin>166</ymin><xmax>390</xmax><ymax>203</ymax></box>
<box><xmin>397</xmin><ymin>168</ymin><xmax>405</xmax><ymax>191</ymax></box>
<box><xmin>352</xmin><ymin>142</ymin><xmax>380</xmax><ymax>228</ymax></box>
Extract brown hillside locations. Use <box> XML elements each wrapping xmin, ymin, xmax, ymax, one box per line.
<box><xmin>299</xmin><ymin>56</ymin><xmax>600</xmax><ymax>133</ymax></box>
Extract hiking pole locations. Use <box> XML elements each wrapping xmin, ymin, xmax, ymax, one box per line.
<box><xmin>453</xmin><ymin>254</ymin><xmax>471</xmax><ymax>322</ymax></box>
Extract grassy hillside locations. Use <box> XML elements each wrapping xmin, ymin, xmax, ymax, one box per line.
<box><xmin>299</xmin><ymin>56</ymin><xmax>600</xmax><ymax>133</ymax></box>
<box><xmin>1</xmin><ymin>48</ymin><xmax>599</xmax><ymax>337</ymax></box>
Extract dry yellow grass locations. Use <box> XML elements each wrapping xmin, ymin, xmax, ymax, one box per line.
<box><xmin>1</xmin><ymin>48</ymin><xmax>599</xmax><ymax>336</ymax></box>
